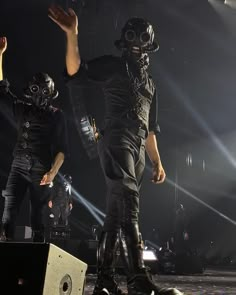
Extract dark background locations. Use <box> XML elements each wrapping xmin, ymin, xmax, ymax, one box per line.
<box><xmin>1</xmin><ymin>0</ymin><xmax>236</xmax><ymax>264</ymax></box>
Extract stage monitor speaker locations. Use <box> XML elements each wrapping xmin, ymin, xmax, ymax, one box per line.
<box><xmin>0</xmin><ymin>242</ymin><xmax>87</xmax><ymax>295</ymax></box>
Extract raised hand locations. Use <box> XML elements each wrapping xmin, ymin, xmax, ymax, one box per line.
<box><xmin>48</xmin><ymin>5</ymin><xmax>78</xmax><ymax>35</ymax></box>
<box><xmin>0</xmin><ymin>37</ymin><xmax>7</xmax><ymax>55</ymax></box>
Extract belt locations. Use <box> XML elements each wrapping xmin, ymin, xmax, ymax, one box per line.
<box><xmin>102</xmin><ymin>121</ymin><xmax>147</xmax><ymax>139</ymax></box>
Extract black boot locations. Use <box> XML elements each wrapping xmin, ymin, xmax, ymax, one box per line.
<box><xmin>127</xmin><ymin>268</ymin><xmax>184</xmax><ymax>295</ymax></box>
<box><xmin>93</xmin><ymin>231</ymin><xmax>125</xmax><ymax>295</ymax></box>
<box><xmin>93</xmin><ymin>269</ymin><xmax>124</xmax><ymax>295</ymax></box>
<box><xmin>121</xmin><ymin>225</ymin><xmax>184</xmax><ymax>295</ymax></box>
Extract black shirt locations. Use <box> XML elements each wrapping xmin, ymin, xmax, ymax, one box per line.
<box><xmin>66</xmin><ymin>55</ymin><xmax>160</xmax><ymax>136</ymax></box>
<box><xmin>0</xmin><ymin>79</ymin><xmax>68</xmax><ymax>164</ymax></box>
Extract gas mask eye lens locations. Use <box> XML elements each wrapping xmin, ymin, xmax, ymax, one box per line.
<box><xmin>30</xmin><ymin>85</ymin><xmax>39</xmax><ymax>93</ymax></box>
<box><xmin>42</xmin><ymin>88</ymin><xmax>50</xmax><ymax>96</ymax></box>
<box><xmin>140</xmin><ymin>32</ymin><xmax>150</xmax><ymax>43</ymax></box>
<box><xmin>125</xmin><ymin>30</ymin><xmax>136</xmax><ymax>42</ymax></box>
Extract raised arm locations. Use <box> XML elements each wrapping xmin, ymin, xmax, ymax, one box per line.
<box><xmin>48</xmin><ymin>5</ymin><xmax>80</xmax><ymax>76</ymax></box>
<box><xmin>0</xmin><ymin>37</ymin><xmax>7</xmax><ymax>81</ymax></box>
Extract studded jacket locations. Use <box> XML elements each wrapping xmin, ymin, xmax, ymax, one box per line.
<box><xmin>65</xmin><ymin>55</ymin><xmax>160</xmax><ymax>137</ymax></box>
<box><xmin>0</xmin><ymin>79</ymin><xmax>68</xmax><ymax>164</ymax></box>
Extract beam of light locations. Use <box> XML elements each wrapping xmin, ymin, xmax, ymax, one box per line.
<box><xmin>225</xmin><ymin>0</ymin><xmax>236</xmax><ymax>9</ymax></box>
<box><xmin>58</xmin><ymin>172</ymin><xmax>105</xmax><ymax>218</ymax></box>
<box><xmin>71</xmin><ymin>187</ymin><xmax>104</xmax><ymax>226</ymax></box>
<box><xmin>76</xmin><ymin>194</ymin><xmax>106</xmax><ymax>218</ymax></box>
<box><xmin>146</xmin><ymin>165</ymin><xmax>236</xmax><ymax>226</ymax></box>
<box><xmin>71</xmin><ymin>187</ymin><xmax>105</xmax><ymax>218</ymax></box>
<box><xmin>181</xmin><ymin>98</ymin><xmax>236</xmax><ymax>169</ymax></box>
<box><xmin>69</xmin><ymin>216</ymin><xmax>92</xmax><ymax>236</ymax></box>
<box><xmin>209</xmin><ymin>0</ymin><xmax>226</xmax><ymax>3</ymax></box>
<box><xmin>159</xmin><ymin>66</ymin><xmax>236</xmax><ymax>168</ymax></box>
<box><xmin>84</xmin><ymin>198</ymin><xmax>106</xmax><ymax>218</ymax></box>
<box><xmin>167</xmin><ymin>177</ymin><xmax>236</xmax><ymax>226</ymax></box>
<box><xmin>165</xmin><ymin>0</ymin><xmax>236</xmax><ymax>57</ymax></box>
<box><xmin>209</xmin><ymin>0</ymin><xmax>236</xmax><ymax>9</ymax></box>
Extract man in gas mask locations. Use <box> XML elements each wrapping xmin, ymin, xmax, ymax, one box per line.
<box><xmin>48</xmin><ymin>174</ymin><xmax>73</xmax><ymax>227</ymax></box>
<box><xmin>49</xmin><ymin>6</ymin><xmax>184</xmax><ymax>295</ymax></box>
<box><xmin>0</xmin><ymin>37</ymin><xmax>67</xmax><ymax>242</ymax></box>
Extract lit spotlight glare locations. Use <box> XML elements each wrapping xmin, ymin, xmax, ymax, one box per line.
<box><xmin>208</xmin><ymin>0</ymin><xmax>236</xmax><ymax>9</ymax></box>
<box><xmin>225</xmin><ymin>0</ymin><xmax>236</xmax><ymax>8</ymax></box>
<box><xmin>208</xmin><ymin>0</ymin><xmax>226</xmax><ymax>4</ymax></box>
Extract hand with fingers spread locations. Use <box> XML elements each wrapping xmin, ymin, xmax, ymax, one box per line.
<box><xmin>0</xmin><ymin>37</ymin><xmax>7</xmax><ymax>55</ymax></box>
<box><xmin>48</xmin><ymin>5</ymin><xmax>78</xmax><ymax>35</ymax></box>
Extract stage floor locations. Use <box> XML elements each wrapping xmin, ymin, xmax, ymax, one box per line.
<box><xmin>84</xmin><ymin>268</ymin><xmax>236</xmax><ymax>295</ymax></box>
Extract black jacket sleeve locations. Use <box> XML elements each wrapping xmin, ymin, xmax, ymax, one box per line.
<box><xmin>64</xmin><ymin>55</ymin><xmax>119</xmax><ymax>87</ymax></box>
<box><xmin>149</xmin><ymin>89</ymin><xmax>161</xmax><ymax>135</ymax></box>
<box><xmin>51</xmin><ymin>109</ymin><xmax>69</xmax><ymax>158</ymax></box>
<box><xmin>0</xmin><ymin>78</ymin><xmax>25</xmax><ymax>118</ymax></box>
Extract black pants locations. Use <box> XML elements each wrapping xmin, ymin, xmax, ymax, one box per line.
<box><xmin>50</xmin><ymin>201</ymin><xmax>71</xmax><ymax>226</ymax></box>
<box><xmin>1</xmin><ymin>154</ymin><xmax>50</xmax><ymax>239</ymax></box>
<box><xmin>98</xmin><ymin>128</ymin><xmax>145</xmax><ymax>232</ymax></box>
<box><xmin>97</xmin><ymin>127</ymin><xmax>147</xmax><ymax>277</ymax></box>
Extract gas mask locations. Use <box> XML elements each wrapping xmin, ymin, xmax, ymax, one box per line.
<box><xmin>23</xmin><ymin>72</ymin><xmax>58</xmax><ymax>109</ymax></box>
<box><xmin>115</xmin><ymin>17</ymin><xmax>159</xmax><ymax>62</ymax></box>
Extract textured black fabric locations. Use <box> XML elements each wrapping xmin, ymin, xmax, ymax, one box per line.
<box><xmin>0</xmin><ymin>79</ymin><xmax>68</xmax><ymax>240</ymax></box>
<box><xmin>13</xmin><ymin>104</ymin><xmax>67</xmax><ymax>163</ymax></box>
<box><xmin>65</xmin><ymin>55</ymin><xmax>160</xmax><ymax>136</ymax></box>
<box><xmin>65</xmin><ymin>54</ymin><xmax>163</xmax><ymax>287</ymax></box>
<box><xmin>1</xmin><ymin>155</ymin><xmax>51</xmax><ymax>239</ymax></box>
<box><xmin>0</xmin><ymin>79</ymin><xmax>68</xmax><ymax>163</ymax></box>
<box><xmin>97</xmin><ymin>129</ymin><xmax>145</xmax><ymax>232</ymax></box>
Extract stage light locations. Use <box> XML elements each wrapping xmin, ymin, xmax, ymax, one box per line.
<box><xmin>208</xmin><ymin>0</ymin><xmax>226</xmax><ymax>3</ymax></box>
<box><xmin>143</xmin><ymin>250</ymin><xmax>158</xmax><ymax>261</ymax></box>
<box><xmin>58</xmin><ymin>173</ymin><xmax>105</xmax><ymax>225</ymax></box>
<box><xmin>225</xmin><ymin>0</ymin><xmax>236</xmax><ymax>8</ymax></box>
<box><xmin>143</xmin><ymin>247</ymin><xmax>160</xmax><ymax>274</ymax></box>
<box><xmin>208</xmin><ymin>0</ymin><xmax>236</xmax><ymax>8</ymax></box>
